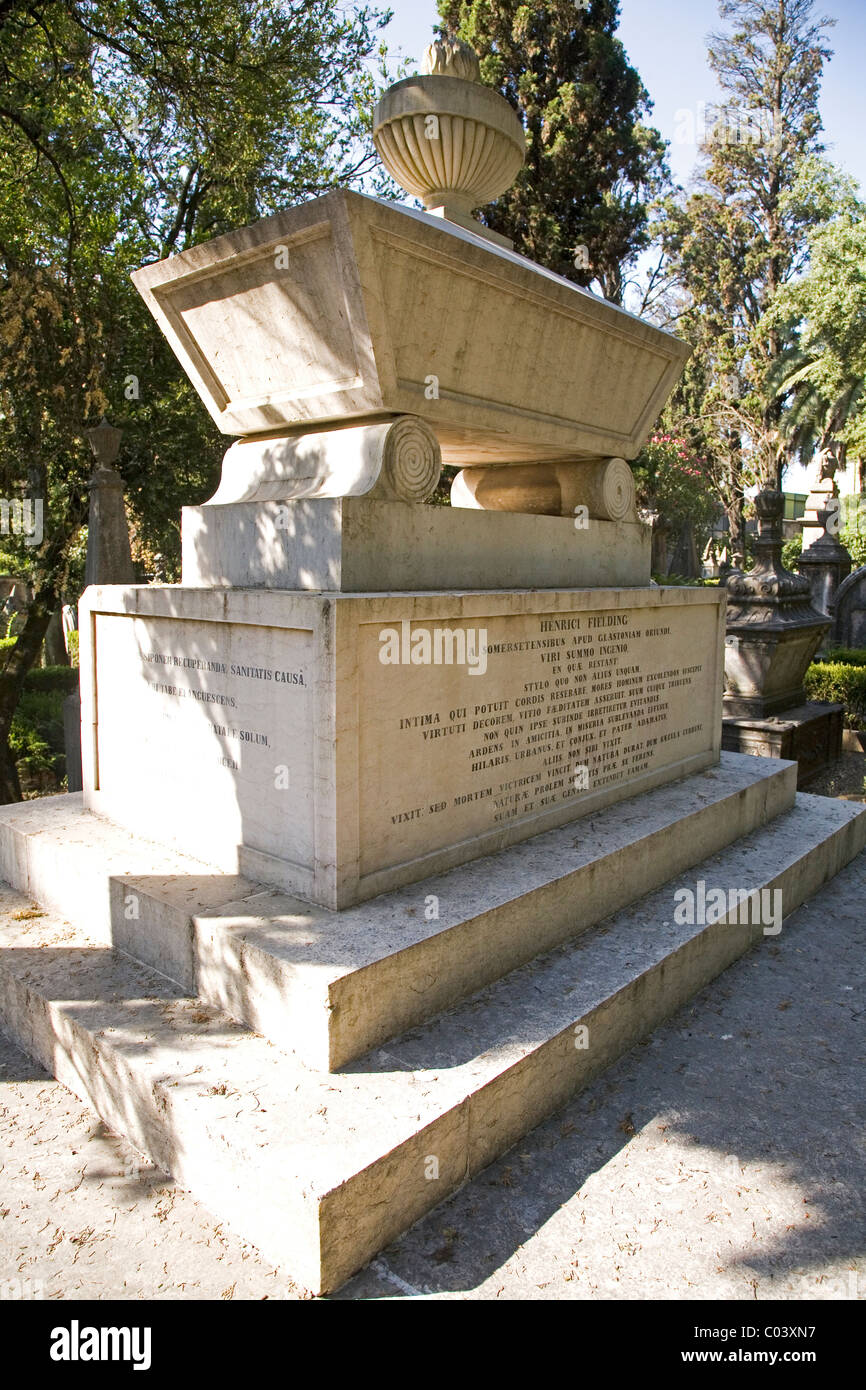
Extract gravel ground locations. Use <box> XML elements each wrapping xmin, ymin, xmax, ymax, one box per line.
<box><xmin>807</xmin><ymin>750</ymin><xmax>866</xmax><ymax>801</ymax></box>
<box><xmin>1</xmin><ymin>841</ymin><xmax>863</xmax><ymax>1303</ymax></box>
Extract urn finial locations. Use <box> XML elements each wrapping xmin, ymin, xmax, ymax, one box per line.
<box><xmin>372</xmin><ymin>34</ymin><xmax>525</xmax><ymax>249</ymax></box>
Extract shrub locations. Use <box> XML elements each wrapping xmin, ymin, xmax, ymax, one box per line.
<box><xmin>652</xmin><ymin>572</ymin><xmax>702</xmax><ymax>586</ymax></box>
<box><xmin>840</xmin><ymin>495</ymin><xmax>866</xmax><ymax>568</ymax></box>
<box><xmin>23</xmin><ymin>665</ymin><xmax>79</xmax><ymax>695</ymax></box>
<box><xmin>814</xmin><ymin>647</ymin><xmax>866</xmax><ymax>668</ymax></box>
<box><xmin>0</xmin><ymin>653</ymin><xmax>77</xmax><ymax>790</ymax></box>
<box><xmin>804</xmin><ymin>661</ymin><xmax>866</xmax><ymax>728</ymax></box>
<box><xmin>9</xmin><ymin>689</ymin><xmax>66</xmax><ymax>781</ymax></box>
<box><xmin>781</xmin><ymin>534</ymin><xmax>803</xmax><ymax>571</ymax></box>
<box><xmin>652</xmin><ymin>573</ymin><xmax>719</xmax><ymax>587</ymax></box>
<box><xmin>634</xmin><ymin>435</ymin><xmax>719</xmax><ymax>545</ymax></box>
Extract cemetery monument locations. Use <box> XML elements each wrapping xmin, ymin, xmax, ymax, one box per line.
<box><xmin>0</xmin><ymin>39</ymin><xmax>864</xmax><ymax>1294</ymax></box>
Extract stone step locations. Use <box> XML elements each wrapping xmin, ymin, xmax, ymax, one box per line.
<box><xmin>1</xmin><ymin>791</ymin><xmax>862</xmax><ymax>1294</ymax></box>
<box><xmin>0</xmin><ymin>754</ymin><xmax>795</xmax><ymax>1069</ymax></box>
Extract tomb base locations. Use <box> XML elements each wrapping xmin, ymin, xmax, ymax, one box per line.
<box><xmin>180</xmin><ymin>498</ymin><xmax>650</xmax><ymax>592</ymax></box>
<box><xmin>722</xmin><ymin>701</ymin><xmax>844</xmax><ymax>787</ymax></box>
<box><xmin>79</xmin><ymin>582</ymin><xmax>725</xmax><ymax>909</ymax></box>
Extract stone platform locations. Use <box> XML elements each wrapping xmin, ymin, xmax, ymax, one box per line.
<box><xmin>1</xmin><ymin>753</ymin><xmax>864</xmax><ymax>1293</ymax></box>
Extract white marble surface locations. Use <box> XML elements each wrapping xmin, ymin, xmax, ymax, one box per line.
<box><xmin>80</xmin><ymin>584</ymin><xmax>725</xmax><ymax>909</ymax></box>
<box><xmin>180</xmin><ymin>499</ymin><xmax>651</xmax><ymax>591</ymax></box>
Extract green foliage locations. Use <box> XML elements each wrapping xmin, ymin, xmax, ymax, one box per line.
<box><xmin>1</xmin><ymin>634</ymin><xmax>80</xmax><ymax>683</ymax></box>
<box><xmin>814</xmin><ymin>647</ymin><xmax>866</xmax><ymax>668</ymax></box>
<box><xmin>782</xmin><ymin>533</ymin><xmax>803</xmax><ymax>571</ymax></box>
<box><xmin>24</xmin><ymin>665</ymin><xmax>78</xmax><ymax>695</ymax></box>
<box><xmin>436</xmin><ymin>0</ymin><xmax>667</xmax><ymax>301</ymax></box>
<box><xmin>633</xmin><ymin>434</ymin><xmax>718</xmax><ymax>539</ymax></box>
<box><xmin>652</xmin><ymin>573</ymin><xmax>718</xmax><ymax>587</ymax></box>
<box><xmin>804</xmin><ymin>660</ymin><xmax>866</xmax><ymax>728</ymax></box>
<box><xmin>767</xmin><ymin>163</ymin><xmax>866</xmax><ymax>467</ymax></box>
<box><xmin>0</xmin><ymin>0</ymin><xmax>391</xmax><ymax>585</ymax></box>
<box><xmin>840</xmin><ymin>496</ymin><xmax>866</xmax><ymax>568</ymax></box>
<box><xmin>427</xmin><ymin>466</ymin><xmax>459</xmax><ymax>507</ymax></box>
<box><xmin>9</xmin><ymin>690</ymin><xmax>66</xmax><ymax>779</ymax></box>
<box><xmin>656</xmin><ymin>0</ymin><xmax>836</xmax><ymax>557</ymax></box>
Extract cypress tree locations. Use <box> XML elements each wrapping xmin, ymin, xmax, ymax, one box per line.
<box><xmin>435</xmin><ymin>0</ymin><xmax>667</xmax><ymax>301</ymax></box>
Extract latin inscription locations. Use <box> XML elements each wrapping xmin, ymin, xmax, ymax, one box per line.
<box><xmin>359</xmin><ymin>605</ymin><xmax>717</xmax><ymax>875</ymax></box>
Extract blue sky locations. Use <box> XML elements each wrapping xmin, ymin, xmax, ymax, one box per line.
<box><xmin>381</xmin><ymin>1</ymin><xmax>866</xmax><ymax>194</ymax></box>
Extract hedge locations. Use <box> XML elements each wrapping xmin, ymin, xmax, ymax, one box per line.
<box><xmin>814</xmin><ymin>647</ymin><xmax>866</xmax><ymax>668</ymax></box>
<box><xmin>804</xmin><ymin>661</ymin><xmax>866</xmax><ymax>729</ymax></box>
<box><xmin>0</xmin><ymin>638</ymin><xmax>80</xmax><ymax>693</ymax></box>
<box><xmin>9</xmin><ymin>689</ymin><xmax>66</xmax><ymax>780</ymax></box>
<box><xmin>23</xmin><ymin>665</ymin><xmax>79</xmax><ymax>694</ymax></box>
<box><xmin>0</xmin><ymin>646</ymin><xmax>78</xmax><ymax>787</ymax></box>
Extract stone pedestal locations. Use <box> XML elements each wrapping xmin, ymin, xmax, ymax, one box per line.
<box><xmin>181</xmin><ymin>497</ymin><xmax>650</xmax><ymax>592</ymax></box>
<box><xmin>723</xmin><ymin>490</ymin><xmax>841</xmax><ymax>785</ymax></box>
<box><xmin>84</xmin><ymin>465</ymin><xmax>135</xmax><ymax>587</ymax></box>
<box><xmin>721</xmin><ymin>701</ymin><xmax>844</xmax><ymax>788</ymax></box>
<box><xmin>724</xmin><ymin>490</ymin><xmax>830</xmax><ymax>717</ymax></box>
<box><xmin>81</xmin><ymin>582</ymin><xmax>725</xmax><ymax>909</ymax></box>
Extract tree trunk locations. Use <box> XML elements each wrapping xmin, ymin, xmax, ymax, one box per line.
<box><xmin>0</xmin><ymin>586</ymin><xmax>56</xmax><ymax>803</ymax></box>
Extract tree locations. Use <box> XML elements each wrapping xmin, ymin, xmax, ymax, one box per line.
<box><xmin>0</xmin><ymin>0</ymin><xmax>389</xmax><ymax>802</ymax></box>
<box><xmin>767</xmin><ymin>160</ymin><xmax>866</xmax><ymax>475</ymax></box>
<box><xmin>434</xmin><ymin>0</ymin><xmax>667</xmax><ymax>302</ymax></box>
<box><xmin>656</xmin><ymin>0</ymin><xmax>834</xmax><ymax>564</ymax></box>
<box><xmin>633</xmin><ymin>432</ymin><xmax>719</xmax><ymax>577</ymax></box>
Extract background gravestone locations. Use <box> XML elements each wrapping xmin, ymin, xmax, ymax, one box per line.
<box><xmin>797</xmin><ymin>502</ymin><xmax>852</xmax><ymax>652</ymax></box>
<box><xmin>64</xmin><ymin>419</ymin><xmax>135</xmax><ymax>792</ymax></box>
<box><xmin>833</xmin><ymin>566</ymin><xmax>866</xmax><ymax>649</ymax></box>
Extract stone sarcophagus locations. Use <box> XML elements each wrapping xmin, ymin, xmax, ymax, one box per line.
<box><xmin>131</xmin><ymin>188</ymin><xmax>689</xmax><ymax>470</ymax></box>
<box><xmin>100</xmin><ymin>60</ymin><xmax>712</xmax><ymax>906</ymax></box>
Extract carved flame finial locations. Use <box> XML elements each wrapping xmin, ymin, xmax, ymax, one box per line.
<box><xmin>422</xmin><ymin>35</ymin><xmax>481</xmax><ymax>82</ymax></box>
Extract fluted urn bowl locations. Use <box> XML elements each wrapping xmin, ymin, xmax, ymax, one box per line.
<box><xmin>372</xmin><ymin>75</ymin><xmax>525</xmax><ymax>216</ymax></box>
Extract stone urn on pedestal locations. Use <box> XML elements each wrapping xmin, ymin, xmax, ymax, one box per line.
<box><xmin>721</xmin><ymin>488</ymin><xmax>844</xmax><ymax>784</ymax></box>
